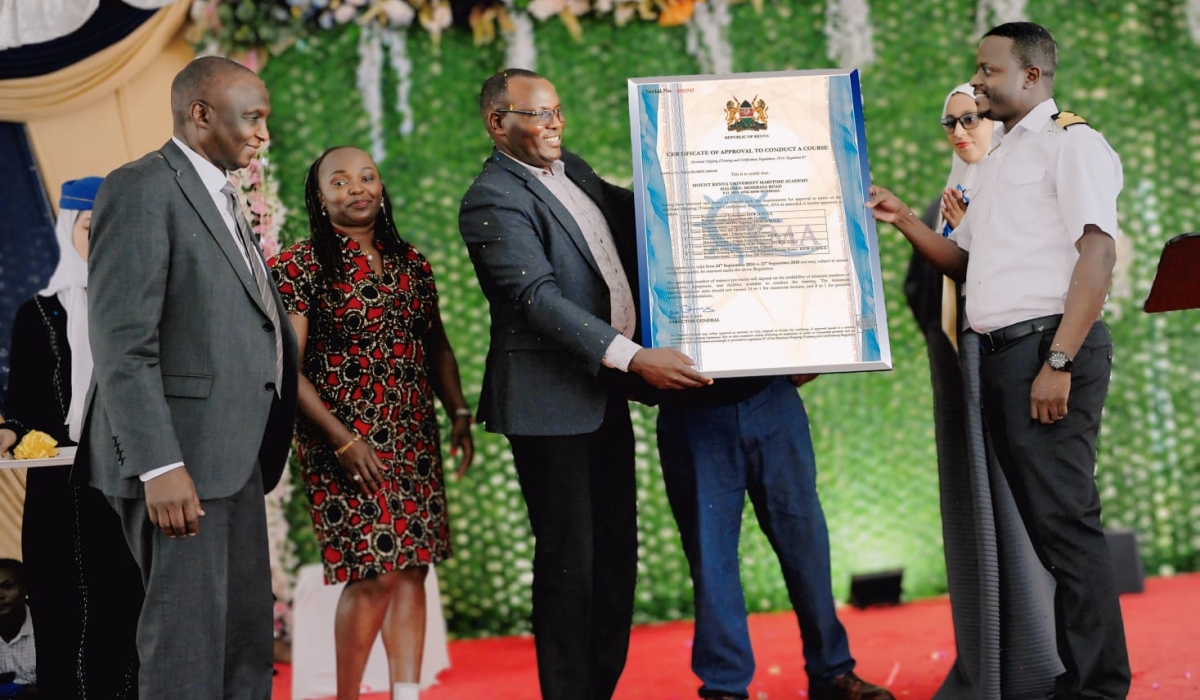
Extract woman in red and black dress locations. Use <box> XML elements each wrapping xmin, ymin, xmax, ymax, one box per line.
<box><xmin>269</xmin><ymin>146</ymin><xmax>473</xmax><ymax>700</ymax></box>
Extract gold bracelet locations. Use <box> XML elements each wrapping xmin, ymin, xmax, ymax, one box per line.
<box><xmin>334</xmin><ymin>434</ymin><xmax>361</xmax><ymax>456</ymax></box>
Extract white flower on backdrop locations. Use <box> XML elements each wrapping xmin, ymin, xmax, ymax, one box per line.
<box><xmin>420</xmin><ymin>0</ymin><xmax>453</xmax><ymax>34</ymax></box>
<box><xmin>825</xmin><ymin>0</ymin><xmax>875</xmax><ymax>69</ymax></box>
<box><xmin>527</xmin><ymin>0</ymin><xmax>566</xmax><ymax>22</ymax></box>
<box><xmin>1188</xmin><ymin>0</ymin><xmax>1200</xmax><ymax>43</ymax></box>
<box><xmin>974</xmin><ymin>0</ymin><xmax>1027</xmax><ymax>37</ymax></box>
<box><xmin>357</xmin><ymin>20</ymin><xmax>387</xmax><ymax>163</ymax></box>
<box><xmin>385</xmin><ymin>28</ymin><xmax>415</xmax><ymax>138</ymax></box>
<box><xmin>686</xmin><ymin>0</ymin><xmax>732</xmax><ymax>75</ymax></box>
<box><xmin>504</xmin><ymin>10</ymin><xmax>539</xmax><ymax>71</ymax></box>
<box><xmin>382</xmin><ymin>0</ymin><xmax>416</xmax><ymax>26</ymax></box>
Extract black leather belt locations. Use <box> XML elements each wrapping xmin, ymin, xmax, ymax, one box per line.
<box><xmin>980</xmin><ymin>314</ymin><xmax>1062</xmax><ymax>353</ymax></box>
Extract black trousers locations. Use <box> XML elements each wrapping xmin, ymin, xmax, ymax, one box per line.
<box><xmin>979</xmin><ymin>321</ymin><xmax>1130</xmax><ymax>700</ymax></box>
<box><xmin>508</xmin><ymin>390</ymin><xmax>638</xmax><ymax>700</ymax></box>
<box><xmin>109</xmin><ymin>464</ymin><xmax>274</xmax><ymax>700</ymax></box>
<box><xmin>24</xmin><ymin>467</ymin><xmax>143</xmax><ymax>699</ymax></box>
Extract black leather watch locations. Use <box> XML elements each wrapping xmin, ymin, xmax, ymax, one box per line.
<box><xmin>1047</xmin><ymin>350</ymin><xmax>1074</xmax><ymax>372</ymax></box>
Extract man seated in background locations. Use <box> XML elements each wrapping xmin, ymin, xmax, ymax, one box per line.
<box><xmin>0</xmin><ymin>559</ymin><xmax>35</xmax><ymax>697</ymax></box>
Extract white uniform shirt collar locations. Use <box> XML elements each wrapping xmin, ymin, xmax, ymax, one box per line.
<box><xmin>993</xmin><ymin>98</ymin><xmax>1058</xmax><ymax>143</ymax></box>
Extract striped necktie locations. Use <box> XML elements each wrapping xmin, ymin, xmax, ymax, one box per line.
<box><xmin>221</xmin><ymin>181</ymin><xmax>283</xmax><ymax>396</ymax></box>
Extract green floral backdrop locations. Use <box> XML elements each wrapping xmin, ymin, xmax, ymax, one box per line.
<box><xmin>260</xmin><ymin>0</ymin><xmax>1200</xmax><ymax>638</ymax></box>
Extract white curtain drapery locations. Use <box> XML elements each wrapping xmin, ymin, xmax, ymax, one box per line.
<box><xmin>0</xmin><ymin>0</ymin><xmax>176</xmax><ymax>50</ymax></box>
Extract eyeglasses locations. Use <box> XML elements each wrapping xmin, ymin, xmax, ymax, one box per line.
<box><xmin>940</xmin><ymin>112</ymin><xmax>984</xmax><ymax>131</ymax></box>
<box><xmin>496</xmin><ymin>108</ymin><xmax>564</xmax><ymax>126</ymax></box>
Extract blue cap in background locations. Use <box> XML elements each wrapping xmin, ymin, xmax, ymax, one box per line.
<box><xmin>59</xmin><ymin>176</ymin><xmax>104</xmax><ymax>211</ymax></box>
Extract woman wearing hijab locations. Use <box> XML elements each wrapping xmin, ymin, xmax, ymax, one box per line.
<box><xmin>905</xmin><ymin>86</ymin><xmax>1064</xmax><ymax>700</ymax></box>
<box><xmin>937</xmin><ymin>85</ymin><xmax>992</xmax><ymax>231</ymax></box>
<box><xmin>905</xmin><ymin>84</ymin><xmax>995</xmax><ymax>347</ymax></box>
<box><xmin>1</xmin><ymin>178</ymin><xmax>98</xmax><ymax>451</ymax></box>
<box><xmin>0</xmin><ymin>178</ymin><xmax>144</xmax><ymax>699</ymax></box>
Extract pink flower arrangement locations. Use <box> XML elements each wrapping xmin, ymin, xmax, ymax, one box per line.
<box><xmin>230</xmin><ymin>149</ymin><xmax>288</xmax><ymax>261</ymax></box>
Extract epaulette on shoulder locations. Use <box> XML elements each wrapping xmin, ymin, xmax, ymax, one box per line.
<box><xmin>1052</xmin><ymin>110</ymin><xmax>1088</xmax><ymax>129</ymax></box>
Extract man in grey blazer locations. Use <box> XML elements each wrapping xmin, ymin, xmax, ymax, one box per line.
<box><xmin>80</xmin><ymin>56</ymin><xmax>298</xmax><ymax>700</ymax></box>
<box><xmin>460</xmin><ymin>69</ymin><xmax>709</xmax><ymax>700</ymax></box>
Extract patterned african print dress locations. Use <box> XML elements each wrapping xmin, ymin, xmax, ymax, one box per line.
<box><xmin>270</xmin><ymin>235</ymin><xmax>450</xmax><ymax>583</ymax></box>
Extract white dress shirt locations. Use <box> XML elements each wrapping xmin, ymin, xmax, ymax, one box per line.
<box><xmin>171</xmin><ymin>136</ymin><xmax>260</xmax><ymax>274</ymax></box>
<box><xmin>503</xmin><ymin>153</ymin><xmax>641</xmax><ymax>371</ymax></box>
<box><xmin>0</xmin><ymin>604</ymin><xmax>36</xmax><ymax>685</ymax></box>
<box><xmin>950</xmin><ymin>98</ymin><xmax>1123</xmax><ymax>333</ymax></box>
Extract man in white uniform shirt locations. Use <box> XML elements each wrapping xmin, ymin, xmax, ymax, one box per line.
<box><xmin>868</xmin><ymin>22</ymin><xmax>1130</xmax><ymax>700</ymax></box>
<box><xmin>459</xmin><ymin>69</ymin><xmax>710</xmax><ymax>700</ymax></box>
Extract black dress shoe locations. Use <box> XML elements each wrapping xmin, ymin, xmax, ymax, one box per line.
<box><xmin>809</xmin><ymin>672</ymin><xmax>895</xmax><ymax>700</ymax></box>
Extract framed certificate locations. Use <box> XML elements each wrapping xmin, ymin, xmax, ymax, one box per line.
<box><xmin>628</xmin><ymin>69</ymin><xmax>891</xmax><ymax>378</ymax></box>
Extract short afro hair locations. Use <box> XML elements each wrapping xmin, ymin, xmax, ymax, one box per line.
<box><xmin>984</xmin><ymin>22</ymin><xmax>1057</xmax><ymax>79</ymax></box>
<box><xmin>479</xmin><ymin>68</ymin><xmax>544</xmax><ymax>117</ymax></box>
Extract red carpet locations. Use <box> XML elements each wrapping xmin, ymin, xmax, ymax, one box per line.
<box><xmin>274</xmin><ymin>573</ymin><xmax>1200</xmax><ymax>699</ymax></box>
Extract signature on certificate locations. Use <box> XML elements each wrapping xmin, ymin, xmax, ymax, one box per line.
<box><xmin>664</xmin><ymin>303</ymin><xmax>719</xmax><ymax>323</ymax></box>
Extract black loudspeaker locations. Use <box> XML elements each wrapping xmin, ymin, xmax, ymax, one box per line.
<box><xmin>848</xmin><ymin>569</ymin><xmax>904</xmax><ymax>608</ymax></box>
<box><xmin>1105</xmin><ymin>528</ymin><xmax>1145</xmax><ymax>595</ymax></box>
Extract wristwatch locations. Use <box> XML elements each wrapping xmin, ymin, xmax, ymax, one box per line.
<box><xmin>1047</xmin><ymin>350</ymin><xmax>1074</xmax><ymax>372</ymax></box>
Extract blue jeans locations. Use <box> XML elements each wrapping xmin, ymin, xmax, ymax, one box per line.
<box><xmin>657</xmin><ymin>377</ymin><xmax>854</xmax><ymax>698</ymax></box>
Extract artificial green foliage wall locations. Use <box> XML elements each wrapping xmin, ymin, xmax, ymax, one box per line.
<box><xmin>260</xmin><ymin>0</ymin><xmax>1200</xmax><ymax>638</ymax></box>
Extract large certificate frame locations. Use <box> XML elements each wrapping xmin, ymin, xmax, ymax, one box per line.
<box><xmin>628</xmin><ymin>69</ymin><xmax>891</xmax><ymax>378</ymax></box>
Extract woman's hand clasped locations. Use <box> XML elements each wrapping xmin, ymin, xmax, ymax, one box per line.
<box><xmin>336</xmin><ymin>434</ymin><xmax>386</xmax><ymax>496</ymax></box>
<box><xmin>940</xmin><ymin>187</ymin><xmax>969</xmax><ymax>230</ymax></box>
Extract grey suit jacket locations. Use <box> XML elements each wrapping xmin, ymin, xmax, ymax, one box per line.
<box><xmin>80</xmin><ymin>139</ymin><xmax>299</xmax><ymax>500</ymax></box>
<box><xmin>459</xmin><ymin>148</ymin><xmax>638</xmax><ymax>436</ymax></box>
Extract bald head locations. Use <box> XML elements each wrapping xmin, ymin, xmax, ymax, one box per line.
<box><xmin>171</xmin><ymin>56</ymin><xmax>259</xmax><ymax>129</ymax></box>
<box><xmin>170</xmin><ymin>56</ymin><xmax>271</xmax><ymax>172</ymax></box>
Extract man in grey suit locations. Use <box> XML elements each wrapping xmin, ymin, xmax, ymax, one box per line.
<box><xmin>459</xmin><ymin>69</ymin><xmax>709</xmax><ymax>700</ymax></box>
<box><xmin>81</xmin><ymin>56</ymin><xmax>298</xmax><ymax>699</ymax></box>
